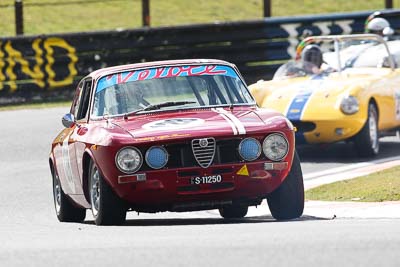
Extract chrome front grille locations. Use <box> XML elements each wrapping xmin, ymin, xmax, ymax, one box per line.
<box><xmin>191</xmin><ymin>138</ymin><xmax>216</xmax><ymax>168</ymax></box>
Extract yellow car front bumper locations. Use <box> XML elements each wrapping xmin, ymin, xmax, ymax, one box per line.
<box><xmin>293</xmin><ymin>116</ymin><xmax>366</xmax><ymax>144</ymax></box>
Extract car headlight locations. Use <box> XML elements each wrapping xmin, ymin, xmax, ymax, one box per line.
<box><xmin>115</xmin><ymin>147</ymin><xmax>143</xmax><ymax>173</ymax></box>
<box><xmin>239</xmin><ymin>138</ymin><xmax>261</xmax><ymax>161</ymax></box>
<box><xmin>262</xmin><ymin>133</ymin><xmax>289</xmax><ymax>161</ymax></box>
<box><xmin>145</xmin><ymin>146</ymin><xmax>168</xmax><ymax>169</ymax></box>
<box><xmin>340</xmin><ymin>96</ymin><xmax>359</xmax><ymax>115</ymax></box>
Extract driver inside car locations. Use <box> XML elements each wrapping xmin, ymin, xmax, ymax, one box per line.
<box><xmin>301</xmin><ymin>44</ymin><xmax>323</xmax><ymax>74</ymax></box>
<box><xmin>366</xmin><ymin>17</ymin><xmax>394</xmax><ymax>39</ymax></box>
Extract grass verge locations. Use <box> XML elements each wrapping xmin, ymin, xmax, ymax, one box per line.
<box><xmin>305</xmin><ymin>166</ymin><xmax>400</xmax><ymax>202</ymax></box>
<box><xmin>0</xmin><ymin>0</ymin><xmax>393</xmax><ymax>36</ymax></box>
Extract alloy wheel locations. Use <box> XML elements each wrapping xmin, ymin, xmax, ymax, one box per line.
<box><xmin>90</xmin><ymin>166</ymin><xmax>101</xmax><ymax>217</ymax></box>
<box><xmin>369</xmin><ymin>109</ymin><xmax>378</xmax><ymax>152</ymax></box>
<box><xmin>53</xmin><ymin>173</ymin><xmax>62</xmax><ymax>214</ymax></box>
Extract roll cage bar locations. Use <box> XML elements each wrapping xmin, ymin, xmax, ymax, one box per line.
<box><xmin>295</xmin><ymin>34</ymin><xmax>395</xmax><ymax>72</ymax></box>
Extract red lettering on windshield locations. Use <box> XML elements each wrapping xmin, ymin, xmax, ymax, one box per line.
<box><xmin>154</xmin><ymin>68</ymin><xmax>166</xmax><ymax>78</ymax></box>
<box><xmin>174</xmin><ymin>66</ymin><xmax>195</xmax><ymax>76</ymax></box>
<box><xmin>138</xmin><ymin>70</ymin><xmax>150</xmax><ymax>80</ymax></box>
<box><xmin>119</xmin><ymin>71</ymin><xmax>135</xmax><ymax>83</ymax></box>
<box><xmin>196</xmin><ymin>65</ymin><xmax>226</xmax><ymax>75</ymax></box>
<box><xmin>166</xmin><ymin>67</ymin><xmax>175</xmax><ymax>78</ymax></box>
<box><xmin>104</xmin><ymin>65</ymin><xmax>229</xmax><ymax>87</ymax></box>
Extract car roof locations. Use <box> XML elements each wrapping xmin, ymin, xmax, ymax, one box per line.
<box><xmin>88</xmin><ymin>59</ymin><xmax>236</xmax><ymax>80</ymax></box>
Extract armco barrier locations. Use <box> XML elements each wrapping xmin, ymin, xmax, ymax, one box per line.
<box><xmin>1</xmin><ymin>10</ymin><xmax>399</xmax><ymax>102</ymax></box>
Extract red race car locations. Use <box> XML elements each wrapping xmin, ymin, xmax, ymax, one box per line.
<box><xmin>49</xmin><ymin>59</ymin><xmax>304</xmax><ymax>225</ymax></box>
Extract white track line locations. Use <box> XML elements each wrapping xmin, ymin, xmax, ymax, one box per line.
<box><xmin>303</xmin><ymin>156</ymin><xmax>400</xmax><ymax>190</ymax></box>
<box><xmin>303</xmin><ymin>155</ymin><xmax>400</xmax><ymax>180</ymax></box>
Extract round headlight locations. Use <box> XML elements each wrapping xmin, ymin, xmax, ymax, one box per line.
<box><xmin>340</xmin><ymin>96</ymin><xmax>359</xmax><ymax>115</ymax></box>
<box><xmin>263</xmin><ymin>133</ymin><xmax>289</xmax><ymax>161</ymax></box>
<box><xmin>115</xmin><ymin>147</ymin><xmax>143</xmax><ymax>173</ymax></box>
<box><xmin>239</xmin><ymin>138</ymin><xmax>261</xmax><ymax>161</ymax></box>
<box><xmin>145</xmin><ymin>146</ymin><xmax>168</xmax><ymax>169</ymax></box>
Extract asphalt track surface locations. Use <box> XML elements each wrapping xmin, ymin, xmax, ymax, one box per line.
<box><xmin>0</xmin><ymin>107</ymin><xmax>399</xmax><ymax>266</ymax></box>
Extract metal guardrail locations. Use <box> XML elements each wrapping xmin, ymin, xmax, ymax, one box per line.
<box><xmin>0</xmin><ymin>10</ymin><xmax>399</xmax><ymax>102</ymax></box>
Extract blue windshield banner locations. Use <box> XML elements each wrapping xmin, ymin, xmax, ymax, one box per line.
<box><xmin>96</xmin><ymin>65</ymin><xmax>239</xmax><ymax>93</ymax></box>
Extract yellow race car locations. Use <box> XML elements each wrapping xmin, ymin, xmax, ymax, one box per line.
<box><xmin>249</xmin><ymin>34</ymin><xmax>400</xmax><ymax>157</ymax></box>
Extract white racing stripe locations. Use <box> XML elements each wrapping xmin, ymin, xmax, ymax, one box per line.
<box><xmin>212</xmin><ymin>108</ymin><xmax>238</xmax><ymax>135</ymax></box>
<box><xmin>215</xmin><ymin>108</ymin><xmax>246</xmax><ymax>135</ymax></box>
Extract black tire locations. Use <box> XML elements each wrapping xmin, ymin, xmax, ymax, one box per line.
<box><xmin>89</xmin><ymin>160</ymin><xmax>126</xmax><ymax>226</ymax></box>
<box><xmin>52</xmin><ymin>168</ymin><xmax>86</xmax><ymax>223</ymax></box>
<box><xmin>219</xmin><ymin>205</ymin><xmax>248</xmax><ymax>219</ymax></box>
<box><xmin>267</xmin><ymin>151</ymin><xmax>304</xmax><ymax>220</ymax></box>
<box><xmin>354</xmin><ymin>103</ymin><xmax>379</xmax><ymax>157</ymax></box>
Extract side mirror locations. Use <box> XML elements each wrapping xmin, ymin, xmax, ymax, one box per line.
<box><xmin>62</xmin><ymin>113</ymin><xmax>75</xmax><ymax>128</ymax></box>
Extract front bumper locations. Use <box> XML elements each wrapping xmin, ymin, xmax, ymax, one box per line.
<box><xmin>110</xmin><ymin>161</ymin><xmax>291</xmax><ymax>212</ymax></box>
<box><xmin>294</xmin><ymin>117</ymin><xmax>366</xmax><ymax>144</ymax></box>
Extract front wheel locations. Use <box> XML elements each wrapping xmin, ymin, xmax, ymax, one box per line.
<box><xmin>267</xmin><ymin>151</ymin><xmax>304</xmax><ymax>220</ymax></box>
<box><xmin>89</xmin><ymin>161</ymin><xmax>127</xmax><ymax>226</ymax></box>
<box><xmin>52</xmin><ymin>168</ymin><xmax>86</xmax><ymax>223</ymax></box>
<box><xmin>354</xmin><ymin>103</ymin><xmax>379</xmax><ymax>157</ymax></box>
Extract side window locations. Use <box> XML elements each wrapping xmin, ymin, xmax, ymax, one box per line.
<box><xmin>76</xmin><ymin>80</ymin><xmax>93</xmax><ymax>121</ymax></box>
<box><xmin>70</xmin><ymin>81</ymin><xmax>84</xmax><ymax>118</ymax></box>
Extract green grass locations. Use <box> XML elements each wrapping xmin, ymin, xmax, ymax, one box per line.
<box><xmin>0</xmin><ymin>0</ymin><xmax>397</xmax><ymax>37</ymax></box>
<box><xmin>305</xmin><ymin>166</ymin><xmax>400</xmax><ymax>202</ymax></box>
<box><xmin>0</xmin><ymin>100</ymin><xmax>70</xmax><ymax>111</ymax></box>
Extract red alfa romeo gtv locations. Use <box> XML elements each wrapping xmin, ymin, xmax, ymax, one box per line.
<box><xmin>49</xmin><ymin>59</ymin><xmax>304</xmax><ymax>225</ymax></box>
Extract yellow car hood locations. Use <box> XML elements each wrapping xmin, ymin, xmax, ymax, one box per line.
<box><xmin>250</xmin><ymin>69</ymin><xmax>388</xmax><ymax>121</ymax></box>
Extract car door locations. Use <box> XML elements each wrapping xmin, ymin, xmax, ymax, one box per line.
<box><xmin>385</xmin><ymin>68</ymin><xmax>400</xmax><ymax>128</ymax></box>
<box><xmin>379</xmin><ymin>42</ymin><xmax>400</xmax><ymax>128</ymax></box>
<box><xmin>389</xmin><ymin>50</ymin><xmax>400</xmax><ymax>127</ymax></box>
<box><xmin>54</xmin><ymin>80</ymin><xmax>83</xmax><ymax>195</ymax></box>
<box><xmin>379</xmin><ymin>65</ymin><xmax>400</xmax><ymax>129</ymax></box>
<box><xmin>56</xmin><ymin>78</ymin><xmax>92</xmax><ymax>195</ymax></box>
<box><xmin>68</xmin><ymin>78</ymin><xmax>93</xmax><ymax>195</ymax></box>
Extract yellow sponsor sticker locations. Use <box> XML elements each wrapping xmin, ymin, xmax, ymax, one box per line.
<box><xmin>236</xmin><ymin>165</ymin><xmax>249</xmax><ymax>176</ymax></box>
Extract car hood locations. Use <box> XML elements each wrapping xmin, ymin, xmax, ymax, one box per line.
<box><xmin>251</xmin><ymin>68</ymin><xmax>387</xmax><ymax>120</ymax></box>
<box><xmin>110</xmin><ymin>107</ymin><xmax>281</xmax><ymax>142</ymax></box>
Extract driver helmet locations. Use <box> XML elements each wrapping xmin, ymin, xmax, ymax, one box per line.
<box><xmin>367</xmin><ymin>17</ymin><xmax>394</xmax><ymax>36</ymax></box>
<box><xmin>301</xmin><ymin>44</ymin><xmax>323</xmax><ymax>69</ymax></box>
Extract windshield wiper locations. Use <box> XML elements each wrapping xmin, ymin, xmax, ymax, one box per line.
<box><xmin>124</xmin><ymin>101</ymin><xmax>196</xmax><ymax>118</ymax></box>
<box><xmin>142</xmin><ymin>101</ymin><xmax>196</xmax><ymax>111</ymax></box>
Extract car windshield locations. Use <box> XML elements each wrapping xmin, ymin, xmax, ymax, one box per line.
<box><xmin>273</xmin><ymin>38</ymin><xmax>398</xmax><ymax>80</ymax></box>
<box><xmin>92</xmin><ymin>64</ymin><xmax>254</xmax><ymax>117</ymax></box>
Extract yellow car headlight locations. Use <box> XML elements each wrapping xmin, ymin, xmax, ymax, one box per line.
<box><xmin>340</xmin><ymin>96</ymin><xmax>359</xmax><ymax>115</ymax></box>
